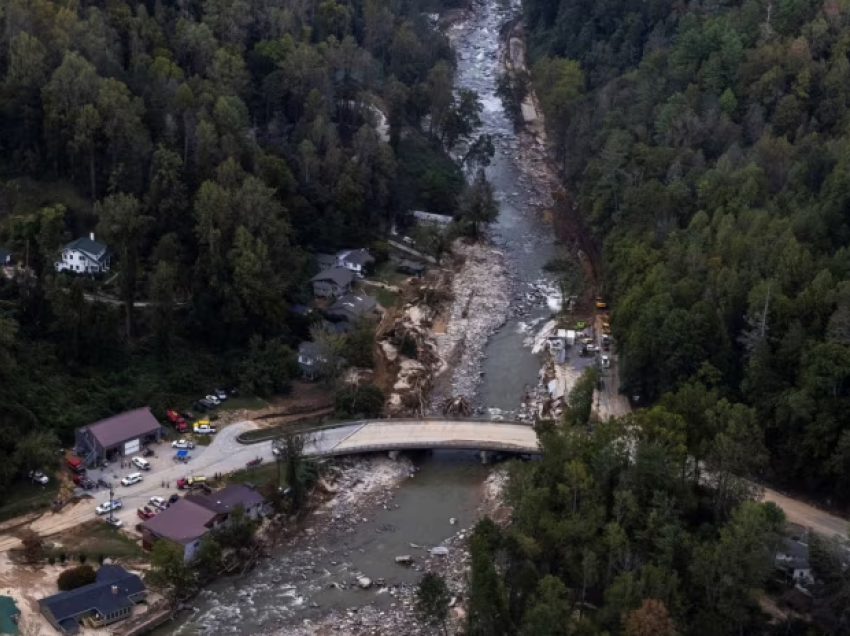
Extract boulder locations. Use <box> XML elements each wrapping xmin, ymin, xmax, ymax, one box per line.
<box><xmin>357</xmin><ymin>576</ymin><xmax>372</xmax><ymax>589</ymax></box>
<box><xmin>395</xmin><ymin>555</ymin><xmax>413</xmax><ymax>565</ymax></box>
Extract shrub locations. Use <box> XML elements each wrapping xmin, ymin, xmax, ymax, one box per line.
<box><xmin>78</xmin><ymin>553</ymin><xmax>87</xmax><ymax>564</ymax></box>
<box><xmin>57</xmin><ymin>565</ymin><xmax>96</xmax><ymax>591</ymax></box>
<box><xmin>21</xmin><ymin>531</ymin><xmax>44</xmax><ymax>564</ymax></box>
<box><xmin>59</xmin><ymin>553</ymin><xmax>66</xmax><ymax>564</ymax></box>
<box><xmin>97</xmin><ymin>554</ymin><xmax>105</xmax><ymax>565</ymax></box>
<box><xmin>48</xmin><ymin>556</ymin><xmax>55</xmax><ymax>565</ymax></box>
<box><xmin>334</xmin><ymin>383</ymin><xmax>385</xmax><ymax>419</ymax></box>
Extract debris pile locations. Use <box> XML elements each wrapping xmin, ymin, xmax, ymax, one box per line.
<box><xmin>377</xmin><ymin>293</ymin><xmax>446</xmax><ymax>416</ymax></box>
<box><xmin>430</xmin><ymin>241</ymin><xmax>511</xmax><ymax>407</ymax></box>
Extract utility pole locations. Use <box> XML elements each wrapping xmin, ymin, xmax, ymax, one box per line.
<box><xmin>108</xmin><ymin>482</ymin><xmax>115</xmax><ymax>524</ymax></box>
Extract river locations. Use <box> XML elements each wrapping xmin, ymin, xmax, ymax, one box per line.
<box><xmin>153</xmin><ymin>1</ymin><xmax>556</xmax><ymax>633</ymax></box>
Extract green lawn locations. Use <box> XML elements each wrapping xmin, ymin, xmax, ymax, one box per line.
<box><xmin>373</xmin><ymin>285</ymin><xmax>402</xmax><ymax>309</ymax></box>
<box><xmin>227</xmin><ymin>463</ymin><xmax>281</xmax><ymax>488</ymax></box>
<box><xmin>372</xmin><ymin>262</ymin><xmax>409</xmax><ymax>286</ymax></box>
<box><xmin>220</xmin><ymin>395</ymin><xmax>268</xmax><ymax>411</ymax></box>
<box><xmin>47</xmin><ymin>521</ymin><xmax>146</xmax><ymax>561</ymax></box>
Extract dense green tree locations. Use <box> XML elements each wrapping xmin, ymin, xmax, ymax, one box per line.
<box><xmin>415</xmin><ymin>572</ymin><xmax>451</xmax><ymax>636</ymax></box>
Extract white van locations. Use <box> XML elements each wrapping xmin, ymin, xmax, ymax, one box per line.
<box><xmin>132</xmin><ymin>457</ymin><xmax>151</xmax><ymax>471</ymax></box>
<box><xmin>121</xmin><ymin>472</ymin><xmax>143</xmax><ymax>486</ymax></box>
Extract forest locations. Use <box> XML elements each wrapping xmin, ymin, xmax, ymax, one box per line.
<box><xmin>463</xmin><ymin>386</ymin><xmax>850</xmax><ymax>636</ymax></box>
<box><xmin>522</xmin><ymin>0</ymin><xmax>850</xmax><ymax>503</ymax></box>
<box><xmin>0</xmin><ymin>0</ymin><xmax>483</xmax><ymax>498</ymax></box>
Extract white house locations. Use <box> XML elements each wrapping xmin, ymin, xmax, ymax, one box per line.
<box><xmin>336</xmin><ymin>249</ymin><xmax>375</xmax><ymax>276</ymax></box>
<box><xmin>55</xmin><ymin>234</ymin><xmax>110</xmax><ymax>274</ymax></box>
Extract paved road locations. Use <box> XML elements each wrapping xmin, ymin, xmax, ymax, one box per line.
<box><xmin>1</xmin><ymin>416</ymin><xmax>845</xmax><ymax>549</ymax></box>
<box><xmin>0</xmin><ymin>419</ymin><xmax>536</xmax><ymax>549</ymax></box>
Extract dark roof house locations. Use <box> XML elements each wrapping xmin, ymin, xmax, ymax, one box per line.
<box><xmin>327</xmin><ymin>293</ymin><xmax>378</xmax><ymax>321</ymax></box>
<box><xmin>39</xmin><ymin>565</ymin><xmax>146</xmax><ymax>635</ymax></box>
<box><xmin>141</xmin><ymin>498</ymin><xmax>217</xmax><ymax>546</ymax></box>
<box><xmin>311</xmin><ymin>267</ymin><xmax>355</xmax><ymax>298</ymax></box>
<box><xmin>188</xmin><ymin>484</ymin><xmax>265</xmax><ymax>516</ymax></box>
<box><xmin>64</xmin><ymin>236</ymin><xmax>108</xmax><ymax>262</ymax></box>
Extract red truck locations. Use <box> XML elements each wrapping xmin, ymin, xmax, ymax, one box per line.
<box><xmin>165</xmin><ymin>410</ymin><xmax>188</xmax><ymax>432</ymax></box>
<box><xmin>65</xmin><ymin>457</ymin><xmax>85</xmax><ymax>474</ymax></box>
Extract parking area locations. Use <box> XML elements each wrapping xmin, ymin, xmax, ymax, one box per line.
<box><xmin>0</xmin><ymin>422</ymin><xmax>267</xmax><ymax>550</ymax></box>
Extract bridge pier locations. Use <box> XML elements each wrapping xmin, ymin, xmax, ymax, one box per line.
<box><xmin>480</xmin><ymin>451</ymin><xmax>491</xmax><ymax>465</ymax></box>
<box><xmin>388</xmin><ymin>450</ymin><xmax>400</xmax><ymax>461</ymax></box>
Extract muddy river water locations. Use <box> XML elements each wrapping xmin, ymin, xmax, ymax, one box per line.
<box><xmin>154</xmin><ymin>1</ymin><xmax>557</xmax><ymax>633</ymax></box>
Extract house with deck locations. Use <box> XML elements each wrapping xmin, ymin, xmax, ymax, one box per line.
<box><xmin>38</xmin><ymin>565</ymin><xmax>146</xmax><ymax>634</ymax></box>
<box><xmin>55</xmin><ymin>234</ymin><xmax>110</xmax><ymax>274</ymax></box>
<box><xmin>311</xmin><ymin>267</ymin><xmax>354</xmax><ymax>298</ymax></box>
<box><xmin>141</xmin><ymin>485</ymin><xmax>265</xmax><ymax>562</ymax></box>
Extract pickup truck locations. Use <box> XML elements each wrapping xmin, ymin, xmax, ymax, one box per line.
<box><xmin>165</xmin><ymin>410</ymin><xmax>188</xmax><ymax>432</ymax></box>
<box><xmin>65</xmin><ymin>457</ymin><xmax>85</xmax><ymax>474</ymax></box>
<box><xmin>193</xmin><ymin>420</ymin><xmax>217</xmax><ymax>435</ymax></box>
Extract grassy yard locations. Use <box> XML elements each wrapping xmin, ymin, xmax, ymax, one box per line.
<box><xmin>373</xmin><ymin>285</ymin><xmax>402</xmax><ymax>309</ymax></box>
<box><xmin>227</xmin><ymin>462</ymin><xmax>281</xmax><ymax>488</ymax></box>
<box><xmin>47</xmin><ymin>520</ymin><xmax>145</xmax><ymax>561</ymax></box>
<box><xmin>219</xmin><ymin>395</ymin><xmax>268</xmax><ymax>411</ymax></box>
<box><xmin>0</xmin><ymin>478</ymin><xmax>60</xmax><ymax>522</ymax></box>
<box><xmin>372</xmin><ymin>261</ymin><xmax>410</xmax><ymax>286</ymax></box>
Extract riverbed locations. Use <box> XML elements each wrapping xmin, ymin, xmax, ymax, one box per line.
<box><xmin>152</xmin><ymin>0</ymin><xmax>557</xmax><ymax>633</ymax></box>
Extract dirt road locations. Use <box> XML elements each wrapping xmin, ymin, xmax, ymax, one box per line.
<box><xmin>761</xmin><ymin>487</ymin><xmax>848</xmax><ymax>537</ymax></box>
<box><xmin>591</xmin><ymin>315</ymin><xmax>848</xmax><ymax>537</ymax></box>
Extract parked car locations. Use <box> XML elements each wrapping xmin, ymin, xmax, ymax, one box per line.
<box><xmin>165</xmin><ymin>410</ymin><xmax>189</xmax><ymax>432</ymax></box>
<box><xmin>213</xmin><ymin>388</ymin><xmax>228</xmax><ymax>401</ymax></box>
<box><xmin>181</xmin><ymin>411</ymin><xmax>195</xmax><ymax>421</ymax></box>
<box><xmin>171</xmin><ymin>439</ymin><xmax>195</xmax><ymax>450</ymax></box>
<box><xmin>198</xmin><ymin>398</ymin><xmax>216</xmax><ymax>409</ymax></box>
<box><xmin>121</xmin><ymin>472</ymin><xmax>143</xmax><ymax>486</ymax></box>
<box><xmin>136</xmin><ymin>507</ymin><xmax>155</xmax><ymax>520</ymax></box>
<box><xmin>81</xmin><ymin>478</ymin><xmax>96</xmax><ymax>490</ymax></box>
<box><xmin>601</xmin><ymin>354</ymin><xmax>611</xmax><ymax>368</ymax></box>
<box><xmin>65</xmin><ymin>457</ymin><xmax>85</xmax><ymax>474</ymax></box>
<box><xmin>95</xmin><ymin>500</ymin><xmax>122</xmax><ymax>515</ymax></box>
<box><xmin>149</xmin><ymin>496</ymin><xmax>167</xmax><ymax>509</ymax></box>
<box><xmin>168</xmin><ymin>494</ymin><xmax>180</xmax><ymax>504</ymax></box>
<box><xmin>132</xmin><ymin>457</ymin><xmax>151</xmax><ymax>471</ymax></box>
<box><xmin>205</xmin><ymin>394</ymin><xmax>221</xmax><ymax>406</ymax></box>
<box><xmin>29</xmin><ymin>471</ymin><xmax>49</xmax><ymax>485</ymax></box>
<box><xmin>192</xmin><ymin>400</ymin><xmax>209</xmax><ymax>412</ymax></box>
<box><xmin>105</xmin><ymin>517</ymin><xmax>123</xmax><ymax>528</ymax></box>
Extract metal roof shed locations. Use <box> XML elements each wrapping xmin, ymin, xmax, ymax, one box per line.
<box><xmin>75</xmin><ymin>408</ymin><xmax>162</xmax><ymax>466</ymax></box>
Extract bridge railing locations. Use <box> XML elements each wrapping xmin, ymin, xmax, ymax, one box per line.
<box><xmin>236</xmin><ymin>417</ymin><xmax>533</xmax><ymax>445</ymax></box>
<box><xmin>308</xmin><ymin>439</ymin><xmax>541</xmax><ymax>457</ymax></box>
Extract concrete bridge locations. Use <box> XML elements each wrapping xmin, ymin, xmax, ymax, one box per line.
<box><xmin>302</xmin><ymin>419</ymin><xmax>540</xmax><ymax>462</ymax></box>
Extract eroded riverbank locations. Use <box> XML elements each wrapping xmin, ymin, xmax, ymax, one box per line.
<box><xmin>154</xmin><ymin>0</ymin><xmax>559</xmax><ymax>633</ymax></box>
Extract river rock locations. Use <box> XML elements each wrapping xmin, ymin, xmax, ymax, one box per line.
<box><xmin>430</xmin><ymin>546</ymin><xmax>449</xmax><ymax>556</ymax></box>
<box><xmin>395</xmin><ymin>555</ymin><xmax>413</xmax><ymax>565</ymax></box>
<box><xmin>357</xmin><ymin>576</ymin><xmax>372</xmax><ymax>589</ymax></box>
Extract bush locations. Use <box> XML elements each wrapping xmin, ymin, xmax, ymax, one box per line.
<box><xmin>97</xmin><ymin>554</ymin><xmax>105</xmax><ymax>565</ymax></box>
<box><xmin>48</xmin><ymin>556</ymin><xmax>55</xmax><ymax>565</ymax></box>
<box><xmin>334</xmin><ymin>383</ymin><xmax>385</xmax><ymax>419</ymax></box>
<box><xmin>59</xmin><ymin>553</ymin><xmax>66</xmax><ymax>564</ymax></box>
<box><xmin>78</xmin><ymin>553</ymin><xmax>87</xmax><ymax>564</ymax></box>
<box><xmin>57</xmin><ymin>565</ymin><xmax>96</xmax><ymax>591</ymax></box>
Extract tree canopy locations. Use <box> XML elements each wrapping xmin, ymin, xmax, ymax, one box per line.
<box><xmin>527</xmin><ymin>0</ymin><xmax>850</xmax><ymax>502</ymax></box>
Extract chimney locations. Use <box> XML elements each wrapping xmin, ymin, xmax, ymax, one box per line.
<box><xmin>90</xmin><ymin>232</ymin><xmax>95</xmax><ymax>242</ymax></box>
<box><xmin>111</xmin><ymin>585</ymin><xmax>118</xmax><ymax>595</ymax></box>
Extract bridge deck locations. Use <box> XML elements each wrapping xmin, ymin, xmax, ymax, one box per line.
<box><xmin>321</xmin><ymin>419</ymin><xmax>540</xmax><ymax>455</ymax></box>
